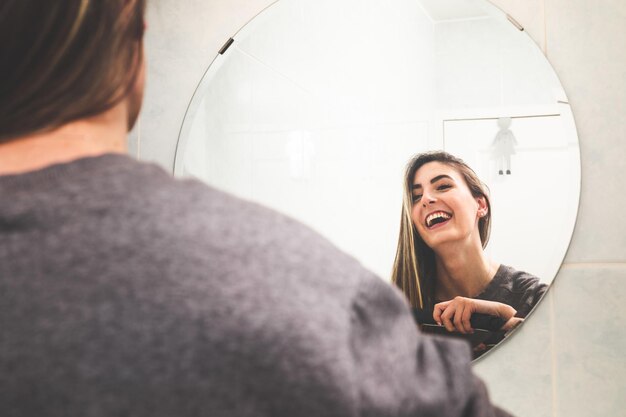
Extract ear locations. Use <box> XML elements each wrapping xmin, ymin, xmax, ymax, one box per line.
<box><xmin>475</xmin><ymin>196</ymin><xmax>488</xmax><ymax>218</ymax></box>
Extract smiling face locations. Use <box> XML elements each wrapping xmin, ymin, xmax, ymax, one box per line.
<box><xmin>410</xmin><ymin>161</ymin><xmax>488</xmax><ymax>251</ymax></box>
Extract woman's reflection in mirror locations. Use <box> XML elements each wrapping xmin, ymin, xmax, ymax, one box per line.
<box><xmin>391</xmin><ymin>151</ymin><xmax>547</xmax><ymax>357</ymax></box>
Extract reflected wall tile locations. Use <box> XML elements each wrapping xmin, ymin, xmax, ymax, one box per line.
<box><xmin>487</xmin><ymin>0</ymin><xmax>545</xmax><ymax>52</ymax></box>
<box><xmin>473</xmin><ymin>289</ymin><xmax>554</xmax><ymax>417</ymax></box>
<box><xmin>551</xmin><ymin>265</ymin><xmax>626</xmax><ymax>417</ymax></box>
<box><xmin>141</xmin><ymin>0</ymin><xmax>276</xmax><ymax>171</ymax></box>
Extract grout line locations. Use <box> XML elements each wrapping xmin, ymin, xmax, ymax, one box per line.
<box><xmin>435</xmin><ymin>16</ymin><xmax>491</xmax><ymax>24</ymax></box>
<box><xmin>560</xmin><ymin>262</ymin><xmax>626</xmax><ymax>269</ymax></box>
<box><xmin>235</xmin><ymin>46</ymin><xmax>315</xmax><ymax>97</ymax></box>
<box><xmin>443</xmin><ymin>114</ymin><xmax>560</xmax><ymax>122</ymax></box>
<box><xmin>414</xmin><ymin>0</ymin><xmax>434</xmax><ymax>25</ymax></box>
<box><xmin>543</xmin><ymin>0</ymin><xmax>548</xmax><ymax>56</ymax></box>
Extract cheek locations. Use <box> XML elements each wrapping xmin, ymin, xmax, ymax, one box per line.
<box><xmin>410</xmin><ymin>205</ymin><xmax>421</xmax><ymax>228</ymax></box>
<box><xmin>455</xmin><ymin>197</ymin><xmax>480</xmax><ymax>226</ymax></box>
<box><xmin>410</xmin><ymin>207</ymin><xmax>430</xmax><ymax>240</ymax></box>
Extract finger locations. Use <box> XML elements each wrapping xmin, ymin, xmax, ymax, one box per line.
<box><xmin>440</xmin><ymin>306</ymin><xmax>456</xmax><ymax>332</ymax></box>
<box><xmin>433</xmin><ymin>302</ymin><xmax>449</xmax><ymax>325</ymax></box>
<box><xmin>461</xmin><ymin>304</ymin><xmax>474</xmax><ymax>334</ymax></box>
<box><xmin>473</xmin><ymin>343</ymin><xmax>487</xmax><ymax>353</ymax></box>
<box><xmin>453</xmin><ymin>303</ymin><xmax>468</xmax><ymax>334</ymax></box>
<box><xmin>433</xmin><ymin>306</ymin><xmax>442</xmax><ymax>325</ymax></box>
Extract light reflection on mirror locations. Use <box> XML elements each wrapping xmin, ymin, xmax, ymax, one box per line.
<box><xmin>175</xmin><ymin>0</ymin><xmax>580</xmax><ymax>357</ymax></box>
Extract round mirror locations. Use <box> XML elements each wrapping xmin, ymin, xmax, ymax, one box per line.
<box><xmin>175</xmin><ymin>0</ymin><xmax>580</xmax><ymax>358</ymax></box>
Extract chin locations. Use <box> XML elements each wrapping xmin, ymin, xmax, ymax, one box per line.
<box><xmin>424</xmin><ymin>230</ymin><xmax>463</xmax><ymax>249</ymax></box>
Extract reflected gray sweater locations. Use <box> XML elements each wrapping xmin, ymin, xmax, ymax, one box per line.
<box><xmin>0</xmin><ymin>154</ymin><xmax>510</xmax><ymax>417</ymax></box>
<box><xmin>477</xmin><ymin>264</ymin><xmax>548</xmax><ymax>319</ymax></box>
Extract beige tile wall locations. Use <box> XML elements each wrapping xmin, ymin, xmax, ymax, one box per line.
<box><xmin>139</xmin><ymin>1</ymin><xmax>626</xmax><ymax>415</ymax></box>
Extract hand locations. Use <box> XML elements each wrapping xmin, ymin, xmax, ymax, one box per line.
<box><xmin>433</xmin><ymin>297</ymin><xmax>517</xmax><ymax>334</ymax></box>
<box><xmin>501</xmin><ymin>316</ymin><xmax>524</xmax><ymax>332</ymax></box>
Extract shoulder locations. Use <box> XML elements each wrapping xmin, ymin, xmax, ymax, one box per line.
<box><xmin>496</xmin><ymin>265</ymin><xmax>547</xmax><ymax>294</ymax></box>
<box><xmin>477</xmin><ymin>265</ymin><xmax>547</xmax><ymax>316</ymax></box>
<box><xmin>75</xmin><ymin>154</ymin><xmax>387</xmax><ymax>339</ymax></box>
<box><xmin>491</xmin><ymin>265</ymin><xmax>548</xmax><ymax>317</ymax></box>
<box><xmin>96</xmin><ymin>154</ymin><xmax>301</xmax><ymax>235</ymax></box>
<box><xmin>105</xmin><ymin>154</ymin><xmax>374</xmax><ymax>292</ymax></box>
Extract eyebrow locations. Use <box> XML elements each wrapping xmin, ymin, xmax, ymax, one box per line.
<box><xmin>411</xmin><ymin>174</ymin><xmax>453</xmax><ymax>190</ymax></box>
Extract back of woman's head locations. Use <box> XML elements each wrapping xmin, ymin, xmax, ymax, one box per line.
<box><xmin>0</xmin><ymin>0</ymin><xmax>146</xmax><ymax>142</ymax></box>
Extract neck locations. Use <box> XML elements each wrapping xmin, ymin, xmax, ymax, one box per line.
<box><xmin>433</xmin><ymin>239</ymin><xmax>498</xmax><ymax>301</ymax></box>
<box><xmin>0</xmin><ymin>103</ymin><xmax>129</xmax><ymax>175</ymax></box>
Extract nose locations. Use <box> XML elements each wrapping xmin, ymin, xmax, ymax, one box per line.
<box><xmin>421</xmin><ymin>191</ymin><xmax>436</xmax><ymax>207</ymax></box>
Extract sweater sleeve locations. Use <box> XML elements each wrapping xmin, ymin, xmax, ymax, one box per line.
<box><xmin>349</xmin><ymin>274</ymin><xmax>513</xmax><ymax>417</ymax></box>
<box><xmin>512</xmin><ymin>274</ymin><xmax>548</xmax><ymax>318</ymax></box>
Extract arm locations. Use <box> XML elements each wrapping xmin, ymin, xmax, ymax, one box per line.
<box><xmin>351</xmin><ymin>277</ymin><xmax>512</xmax><ymax>416</ymax></box>
<box><xmin>433</xmin><ymin>297</ymin><xmax>518</xmax><ymax>334</ymax></box>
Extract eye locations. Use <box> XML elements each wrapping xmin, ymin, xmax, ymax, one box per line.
<box><xmin>437</xmin><ymin>183</ymin><xmax>452</xmax><ymax>191</ymax></box>
<box><xmin>412</xmin><ymin>194</ymin><xmax>422</xmax><ymax>204</ymax></box>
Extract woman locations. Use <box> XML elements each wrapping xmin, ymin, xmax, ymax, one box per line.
<box><xmin>0</xmin><ymin>3</ymin><xmax>513</xmax><ymax>416</ymax></box>
<box><xmin>391</xmin><ymin>151</ymin><xmax>547</xmax><ymax>338</ymax></box>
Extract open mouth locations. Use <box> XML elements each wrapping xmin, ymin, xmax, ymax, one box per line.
<box><xmin>425</xmin><ymin>211</ymin><xmax>452</xmax><ymax>229</ymax></box>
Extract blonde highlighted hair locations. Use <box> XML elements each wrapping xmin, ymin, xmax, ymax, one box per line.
<box><xmin>390</xmin><ymin>151</ymin><xmax>491</xmax><ymax>310</ymax></box>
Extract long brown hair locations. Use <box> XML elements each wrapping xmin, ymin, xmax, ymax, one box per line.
<box><xmin>0</xmin><ymin>0</ymin><xmax>146</xmax><ymax>142</ymax></box>
<box><xmin>390</xmin><ymin>151</ymin><xmax>492</xmax><ymax>310</ymax></box>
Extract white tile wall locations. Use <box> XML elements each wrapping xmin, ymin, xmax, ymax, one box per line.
<box><xmin>139</xmin><ymin>0</ymin><xmax>278</xmax><ymax>169</ymax></box>
<box><xmin>545</xmin><ymin>0</ymin><xmax>626</xmax><ymax>263</ymax></box>
<box><xmin>139</xmin><ymin>0</ymin><xmax>626</xmax><ymax>416</ymax></box>
<box><xmin>472</xmin><ymin>0</ymin><xmax>626</xmax><ymax>416</ymax></box>
<box><xmin>552</xmin><ymin>265</ymin><xmax>626</xmax><ymax>417</ymax></box>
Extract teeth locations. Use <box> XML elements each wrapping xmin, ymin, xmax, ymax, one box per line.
<box><xmin>426</xmin><ymin>212</ymin><xmax>451</xmax><ymax>227</ymax></box>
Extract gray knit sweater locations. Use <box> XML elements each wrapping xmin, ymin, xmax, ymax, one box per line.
<box><xmin>0</xmin><ymin>154</ymin><xmax>510</xmax><ymax>417</ymax></box>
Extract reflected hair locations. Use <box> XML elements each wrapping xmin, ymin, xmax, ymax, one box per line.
<box><xmin>390</xmin><ymin>151</ymin><xmax>491</xmax><ymax>310</ymax></box>
<box><xmin>0</xmin><ymin>0</ymin><xmax>146</xmax><ymax>142</ymax></box>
